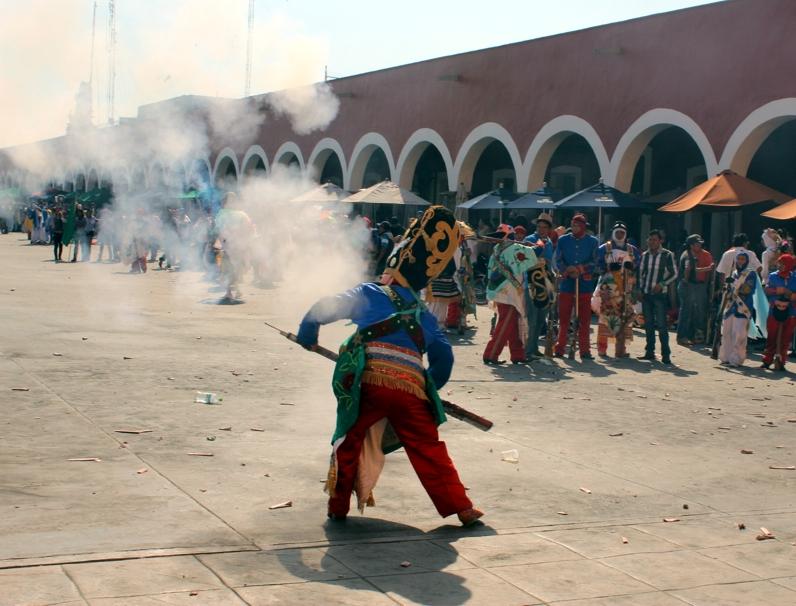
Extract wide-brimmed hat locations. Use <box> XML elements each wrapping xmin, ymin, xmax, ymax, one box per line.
<box><xmin>686</xmin><ymin>234</ymin><xmax>704</xmax><ymax>246</ymax></box>
<box><xmin>533</xmin><ymin>212</ymin><xmax>553</xmax><ymax>227</ymax></box>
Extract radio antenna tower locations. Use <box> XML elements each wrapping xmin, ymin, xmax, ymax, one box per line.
<box><xmin>89</xmin><ymin>1</ymin><xmax>97</xmax><ymax>84</ymax></box>
<box><xmin>244</xmin><ymin>0</ymin><xmax>254</xmax><ymax>97</ymax></box>
<box><xmin>88</xmin><ymin>1</ymin><xmax>98</xmax><ymax>122</ymax></box>
<box><xmin>106</xmin><ymin>0</ymin><xmax>117</xmax><ymax>125</ymax></box>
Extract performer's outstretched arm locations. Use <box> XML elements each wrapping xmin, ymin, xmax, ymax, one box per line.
<box><xmin>296</xmin><ymin>287</ymin><xmax>365</xmax><ymax>347</ymax></box>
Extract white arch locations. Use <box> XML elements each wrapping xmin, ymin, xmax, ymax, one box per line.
<box><xmin>395</xmin><ymin>128</ymin><xmax>455</xmax><ymax>191</ymax></box>
<box><xmin>307</xmin><ymin>138</ymin><xmax>348</xmax><ymax>185</ymax></box>
<box><xmin>452</xmin><ymin>122</ymin><xmax>522</xmax><ymax>192</ymax></box>
<box><xmin>189</xmin><ymin>157</ymin><xmax>212</xmax><ymax>177</ymax></box>
<box><xmin>347</xmin><ymin>132</ymin><xmax>396</xmax><ymax>190</ymax></box>
<box><xmin>273</xmin><ymin>142</ymin><xmax>305</xmax><ymax>170</ymax></box>
<box><xmin>609</xmin><ymin>108</ymin><xmax>718</xmax><ymax>191</ymax></box>
<box><xmin>146</xmin><ymin>162</ymin><xmax>165</xmax><ymax>188</ymax></box>
<box><xmin>165</xmin><ymin>163</ymin><xmax>186</xmax><ymax>190</ymax></box>
<box><xmin>212</xmin><ymin>147</ymin><xmax>240</xmax><ymax>188</ymax></box>
<box><xmin>241</xmin><ymin>144</ymin><xmax>270</xmax><ymax>175</ymax></box>
<box><xmin>719</xmin><ymin>98</ymin><xmax>796</xmax><ymax>175</ymax></box>
<box><xmin>110</xmin><ymin>167</ymin><xmax>131</xmax><ymax>191</ymax></box>
<box><xmin>519</xmin><ymin>116</ymin><xmax>610</xmax><ymax>191</ymax></box>
<box><xmin>86</xmin><ymin>168</ymin><xmax>100</xmax><ymax>190</ymax></box>
<box><xmin>73</xmin><ymin>170</ymin><xmax>88</xmax><ymax>192</ymax></box>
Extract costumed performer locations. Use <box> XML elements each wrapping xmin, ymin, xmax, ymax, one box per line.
<box><xmin>595</xmin><ymin>222</ymin><xmax>639</xmax><ymax>358</ymax></box>
<box><xmin>215</xmin><ymin>193</ymin><xmax>254</xmax><ymax>300</ymax></box>
<box><xmin>554</xmin><ymin>214</ymin><xmax>599</xmax><ymax>359</ymax></box>
<box><xmin>426</xmin><ymin>258</ymin><xmax>461</xmax><ymax>329</ymax></box>
<box><xmin>296</xmin><ymin>206</ymin><xmax>483</xmax><ymax>526</ymax></box>
<box><xmin>761</xmin><ymin>253</ymin><xmax>796</xmax><ymax>371</ymax></box>
<box><xmin>450</xmin><ymin>221</ymin><xmax>479</xmax><ymax>332</ymax></box>
<box><xmin>482</xmin><ymin>225</ymin><xmax>541</xmax><ymax>364</ymax></box>
<box><xmin>718</xmin><ymin>251</ymin><xmax>760</xmax><ymax>367</ymax></box>
<box><xmin>523</xmin><ymin>212</ymin><xmax>556</xmax><ymax>360</ymax></box>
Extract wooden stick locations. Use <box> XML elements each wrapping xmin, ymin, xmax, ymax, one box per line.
<box><xmin>264</xmin><ymin>322</ymin><xmax>493</xmax><ymax>431</ymax></box>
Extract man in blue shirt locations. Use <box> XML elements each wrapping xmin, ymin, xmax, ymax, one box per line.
<box><xmin>553</xmin><ymin>214</ymin><xmax>599</xmax><ymax>359</ymax></box>
<box><xmin>761</xmin><ymin>253</ymin><xmax>796</xmax><ymax>371</ymax></box>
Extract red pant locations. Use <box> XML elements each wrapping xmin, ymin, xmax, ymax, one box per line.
<box><xmin>483</xmin><ymin>302</ymin><xmax>524</xmax><ymax>362</ymax></box>
<box><xmin>328</xmin><ymin>384</ymin><xmax>472</xmax><ymax>518</ymax></box>
<box><xmin>445</xmin><ymin>301</ymin><xmax>461</xmax><ymax>328</ymax></box>
<box><xmin>556</xmin><ymin>292</ymin><xmax>593</xmax><ymax>355</ymax></box>
<box><xmin>763</xmin><ymin>316</ymin><xmax>795</xmax><ymax>365</ymax></box>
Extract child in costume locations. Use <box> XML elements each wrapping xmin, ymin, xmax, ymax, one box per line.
<box><xmin>761</xmin><ymin>253</ymin><xmax>796</xmax><ymax>371</ymax></box>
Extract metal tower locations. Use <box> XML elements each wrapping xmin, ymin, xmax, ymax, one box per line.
<box><xmin>89</xmin><ymin>1</ymin><xmax>98</xmax><ymax>123</ymax></box>
<box><xmin>106</xmin><ymin>0</ymin><xmax>117</xmax><ymax>125</ymax></box>
<box><xmin>245</xmin><ymin>0</ymin><xmax>254</xmax><ymax>97</ymax></box>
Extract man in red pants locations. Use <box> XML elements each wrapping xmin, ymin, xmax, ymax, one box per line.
<box><xmin>761</xmin><ymin>254</ymin><xmax>796</xmax><ymax>371</ymax></box>
<box><xmin>554</xmin><ymin>214</ymin><xmax>599</xmax><ymax>360</ymax></box>
<box><xmin>297</xmin><ymin>206</ymin><xmax>483</xmax><ymax>526</ymax></box>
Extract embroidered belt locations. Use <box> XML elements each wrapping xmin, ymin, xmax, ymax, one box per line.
<box><xmin>362</xmin><ymin>342</ymin><xmax>427</xmax><ymax>400</ymax></box>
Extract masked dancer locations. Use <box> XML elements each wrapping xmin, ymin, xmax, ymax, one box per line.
<box><xmin>296</xmin><ymin>206</ymin><xmax>483</xmax><ymax>526</ymax></box>
<box><xmin>483</xmin><ymin>226</ymin><xmax>541</xmax><ymax>364</ymax></box>
<box><xmin>718</xmin><ymin>251</ymin><xmax>760</xmax><ymax>367</ymax></box>
<box><xmin>596</xmin><ymin>222</ymin><xmax>639</xmax><ymax>358</ymax></box>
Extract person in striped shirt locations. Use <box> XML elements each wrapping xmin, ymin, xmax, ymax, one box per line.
<box><xmin>637</xmin><ymin>229</ymin><xmax>678</xmax><ymax>364</ymax></box>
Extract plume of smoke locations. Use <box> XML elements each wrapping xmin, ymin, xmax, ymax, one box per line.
<box><xmin>3</xmin><ymin>1</ymin><xmax>355</xmax><ymax>325</ymax></box>
<box><xmin>269</xmin><ymin>84</ymin><xmax>340</xmax><ymax>136</ymax></box>
<box><xmin>215</xmin><ymin>167</ymin><xmax>368</xmax><ymax>312</ymax></box>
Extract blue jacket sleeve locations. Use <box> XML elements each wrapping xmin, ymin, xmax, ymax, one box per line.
<box><xmin>420</xmin><ymin>311</ymin><xmax>453</xmax><ymax>388</ymax></box>
<box><xmin>554</xmin><ymin>238</ymin><xmax>565</xmax><ymax>272</ymax></box>
<box><xmin>583</xmin><ymin>238</ymin><xmax>599</xmax><ymax>276</ymax></box>
<box><xmin>296</xmin><ymin>286</ymin><xmax>365</xmax><ymax>347</ymax></box>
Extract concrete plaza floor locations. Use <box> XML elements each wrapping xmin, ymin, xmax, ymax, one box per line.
<box><xmin>1</xmin><ymin>232</ymin><xmax>795</xmax><ymax>605</ymax></box>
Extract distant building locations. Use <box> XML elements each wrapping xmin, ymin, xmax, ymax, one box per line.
<box><xmin>1</xmin><ymin>0</ymin><xmax>795</xmax><ymax>250</ymax></box>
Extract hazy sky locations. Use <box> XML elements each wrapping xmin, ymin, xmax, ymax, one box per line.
<box><xmin>0</xmin><ymin>0</ymin><xmax>722</xmax><ymax>148</ymax></box>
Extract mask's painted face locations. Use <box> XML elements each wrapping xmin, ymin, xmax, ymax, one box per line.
<box><xmin>613</xmin><ymin>229</ymin><xmax>626</xmax><ymax>243</ymax></box>
<box><xmin>571</xmin><ymin>219</ymin><xmax>586</xmax><ymax>236</ymax></box>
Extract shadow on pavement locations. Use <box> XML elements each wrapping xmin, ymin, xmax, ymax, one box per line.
<box><xmin>557</xmin><ymin>358</ymin><xmax>617</xmax><ymax>378</ymax></box>
<box><xmin>718</xmin><ymin>364</ymin><xmax>793</xmax><ymax>381</ymax></box>
<box><xmin>277</xmin><ymin>517</ymin><xmax>496</xmax><ymax>605</ymax></box>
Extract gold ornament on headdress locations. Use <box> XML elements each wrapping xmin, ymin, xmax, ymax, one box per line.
<box><xmin>423</xmin><ymin>219</ymin><xmax>458</xmax><ymax>278</ymax></box>
<box><xmin>386</xmin><ymin>206</ymin><xmax>460</xmax><ymax>288</ymax></box>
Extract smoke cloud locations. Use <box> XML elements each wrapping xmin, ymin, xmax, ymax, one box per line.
<box><xmin>0</xmin><ymin>1</ymin><xmax>335</xmax><ymax>150</ymax></box>
<box><xmin>2</xmin><ymin>1</ymin><xmax>357</xmax><ymax>326</ymax></box>
<box><xmin>270</xmin><ymin>84</ymin><xmax>340</xmax><ymax>136</ymax></box>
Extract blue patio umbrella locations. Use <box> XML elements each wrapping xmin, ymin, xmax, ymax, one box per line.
<box><xmin>456</xmin><ymin>191</ymin><xmax>518</xmax><ymax>211</ymax></box>
<box><xmin>509</xmin><ymin>183</ymin><xmax>562</xmax><ymax>212</ymax></box>
<box><xmin>555</xmin><ymin>180</ymin><xmax>645</xmax><ymax>236</ymax></box>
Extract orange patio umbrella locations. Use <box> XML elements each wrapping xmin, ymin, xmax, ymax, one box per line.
<box><xmin>659</xmin><ymin>170</ymin><xmax>790</xmax><ymax>212</ymax></box>
<box><xmin>761</xmin><ymin>197</ymin><xmax>796</xmax><ymax>220</ymax></box>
